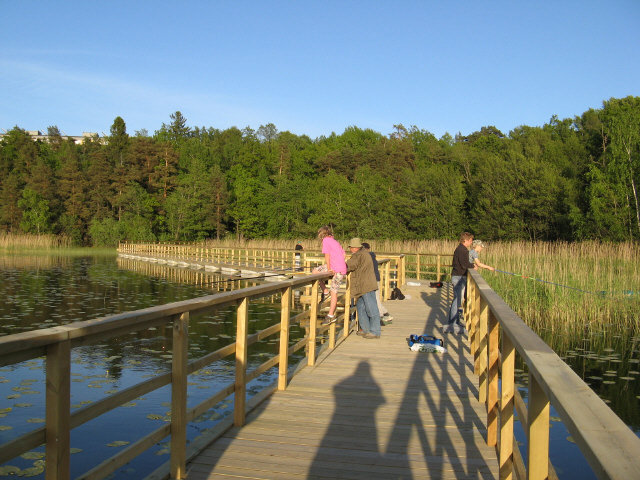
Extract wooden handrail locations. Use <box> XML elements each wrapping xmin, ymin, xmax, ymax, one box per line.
<box><xmin>0</xmin><ymin>271</ymin><xmax>357</xmax><ymax>480</ymax></box>
<box><xmin>466</xmin><ymin>269</ymin><xmax>640</xmax><ymax>480</ymax></box>
<box><xmin>117</xmin><ymin>243</ymin><xmax>404</xmax><ymax>298</ymax></box>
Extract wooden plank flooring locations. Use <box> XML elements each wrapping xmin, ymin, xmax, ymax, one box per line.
<box><xmin>185</xmin><ymin>282</ymin><xmax>498</xmax><ymax>479</ymax></box>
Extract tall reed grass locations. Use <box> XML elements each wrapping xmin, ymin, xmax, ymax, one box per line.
<box><xmin>478</xmin><ymin>241</ymin><xmax>640</xmax><ymax>341</ymax></box>
<box><xmin>0</xmin><ymin>233</ymin><xmax>72</xmax><ymax>249</ymax></box>
<box><xmin>203</xmin><ymin>237</ymin><xmax>455</xmax><ymax>254</ymax></box>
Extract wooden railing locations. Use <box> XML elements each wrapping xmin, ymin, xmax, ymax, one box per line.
<box><xmin>0</xmin><ymin>272</ymin><xmax>355</xmax><ymax>480</ymax></box>
<box><xmin>402</xmin><ymin>252</ymin><xmax>453</xmax><ymax>282</ymax></box>
<box><xmin>465</xmin><ymin>269</ymin><xmax>640</xmax><ymax>480</ymax></box>
<box><xmin>118</xmin><ymin>243</ymin><xmax>405</xmax><ymax>300</ymax></box>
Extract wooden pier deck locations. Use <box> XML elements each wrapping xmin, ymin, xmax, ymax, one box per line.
<box><xmin>185</xmin><ymin>283</ymin><xmax>498</xmax><ymax>479</ymax></box>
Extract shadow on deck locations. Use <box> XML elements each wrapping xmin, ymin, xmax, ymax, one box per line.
<box><xmin>184</xmin><ymin>282</ymin><xmax>498</xmax><ymax>479</ymax></box>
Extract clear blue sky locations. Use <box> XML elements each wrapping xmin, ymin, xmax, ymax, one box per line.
<box><xmin>1</xmin><ymin>1</ymin><xmax>639</xmax><ymax>140</ymax></box>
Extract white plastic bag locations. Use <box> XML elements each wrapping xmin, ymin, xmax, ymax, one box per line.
<box><xmin>410</xmin><ymin>343</ymin><xmax>447</xmax><ymax>354</ymax></box>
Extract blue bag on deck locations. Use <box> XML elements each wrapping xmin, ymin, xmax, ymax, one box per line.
<box><xmin>408</xmin><ymin>334</ymin><xmax>443</xmax><ymax>347</ymax></box>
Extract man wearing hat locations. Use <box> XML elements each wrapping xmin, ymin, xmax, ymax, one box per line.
<box><xmin>346</xmin><ymin>238</ymin><xmax>381</xmax><ymax>339</ymax></box>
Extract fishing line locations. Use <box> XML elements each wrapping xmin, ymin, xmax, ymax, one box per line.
<box><xmin>495</xmin><ymin>269</ymin><xmax>608</xmax><ymax>296</ymax></box>
<box><xmin>188</xmin><ymin>265</ymin><xmax>314</xmax><ymax>287</ymax></box>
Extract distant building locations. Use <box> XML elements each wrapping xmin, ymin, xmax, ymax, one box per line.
<box><xmin>0</xmin><ymin>130</ymin><xmax>104</xmax><ymax>145</ymax></box>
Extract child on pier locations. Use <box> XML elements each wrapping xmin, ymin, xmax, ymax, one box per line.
<box><xmin>312</xmin><ymin>226</ymin><xmax>347</xmax><ymax>324</ymax></box>
<box><xmin>469</xmin><ymin>240</ymin><xmax>495</xmax><ymax>271</ymax></box>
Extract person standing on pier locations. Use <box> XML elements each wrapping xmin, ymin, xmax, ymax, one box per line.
<box><xmin>312</xmin><ymin>226</ymin><xmax>347</xmax><ymax>324</ymax></box>
<box><xmin>444</xmin><ymin>232</ymin><xmax>477</xmax><ymax>334</ymax></box>
<box><xmin>361</xmin><ymin>242</ymin><xmax>393</xmax><ymax>325</ymax></box>
<box><xmin>346</xmin><ymin>238</ymin><xmax>382</xmax><ymax>339</ymax></box>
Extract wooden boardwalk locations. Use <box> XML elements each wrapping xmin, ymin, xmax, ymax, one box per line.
<box><xmin>185</xmin><ymin>283</ymin><xmax>498</xmax><ymax>479</ymax></box>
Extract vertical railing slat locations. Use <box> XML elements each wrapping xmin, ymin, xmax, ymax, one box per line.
<box><xmin>528</xmin><ymin>372</ymin><xmax>550</xmax><ymax>480</ymax></box>
<box><xmin>234</xmin><ymin>298</ymin><xmax>249</xmax><ymax>426</ymax></box>
<box><xmin>500</xmin><ymin>333</ymin><xmax>515</xmax><ymax>480</ymax></box>
<box><xmin>170</xmin><ymin>312</ymin><xmax>189</xmax><ymax>479</ymax></box>
<box><xmin>343</xmin><ymin>273</ymin><xmax>352</xmax><ymax>338</ymax></box>
<box><xmin>478</xmin><ymin>298</ymin><xmax>489</xmax><ymax>404</ymax></box>
<box><xmin>308</xmin><ymin>280</ymin><xmax>319</xmax><ymax>365</ymax></box>
<box><xmin>46</xmin><ymin>339</ymin><xmax>71</xmax><ymax>480</ymax></box>
<box><xmin>278</xmin><ymin>287</ymin><xmax>291</xmax><ymax>390</ymax></box>
<box><xmin>487</xmin><ymin>309</ymin><xmax>499</xmax><ymax>446</ymax></box>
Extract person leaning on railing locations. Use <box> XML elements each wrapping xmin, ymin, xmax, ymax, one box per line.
<box><xmin>313</xmin><ymin>225</ymin><xmax>347</xmax><ymax>324</ymax></box>
<box><xmin>469</xmin><ymin>240</ymin><xmax>495</xmax><ymax>271</ymax></box>
<box><xmin>345</xmin><ymin>238</ymin><xmax>382</xmax><ymax>339</ymax></box>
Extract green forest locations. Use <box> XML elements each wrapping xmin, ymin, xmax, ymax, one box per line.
<box><xmin>1</xmin><ymin>96</ymin><xmax>639</xmax><ymax>246</ymax></box>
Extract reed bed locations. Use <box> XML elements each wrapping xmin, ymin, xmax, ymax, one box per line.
<box><xmin>478</xmin><ymin>241</ymin><xmax>640</xmax><ymax>341</ymax></box>
<box><xmin>203</xmin><ymin>237</ymin><xmax>456</xmax><ymax>254</ymax></box>
<box><xmin>0</xmin><ymin>233</ymin><xmax>72</xmax><ymax>249</ymax></box>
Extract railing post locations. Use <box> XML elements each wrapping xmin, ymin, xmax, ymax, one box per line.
<box><xmin>487</xmin><ymin>309</ymin><xmax>499</xmax><ymax>447</ymax></box>
<box><xmin>416</xmin><ymin>254</ymin><xmax>420</xmax><ymax>280</ymax></box>
<box><xmin>436</xmin><ymin>254</ymin><xmax>442</xmax><ymax>282</ymax></box>
<box><xmin>472</xmin><ymin>280</ymin><xmax>481</xmax><ymax>375</ymax></box>
<box><xmin>528</xmin><ymin>372</ymin><xmax>550</xmax><ymax>480</ymax></box>
<box><xmin>278</xmin><ymin>287</ymin><xmax>291</xmax><ymax>390</ymax></box>
<box><xmin>478</xmin><ymin>297</ymin><xmax>489</xmax><ymax>404</ymax></box>
<box><xmin>46</xmin><ymin>339</ymin><xmax>71</xmax><ymax>480</ymax></box>
<box><xmin>344</xmin><ymin>273</ymin><xmax>352</xmax><ymax>338</ymax></box>
<box><xmin>308</xmin><ymin>279</ymin><xmax>319</xmax><ymax>365</ymax></box>
<box><xmin>170</xmin><ymin>312</ymin><xmax>189</xmax><ymax>479</ymax></box>
<box><xmin>500</xmin><ymin>333</ymin><xmax>515</xmax><ymax>480</ymax></box>
<box><xmin>234</xmin><ymin>297</ymin><xmax>249</xmax><ymax>426</ymax></box>
<box><xmin>465</xmin><ymin>275</ymin><xmax>475</xmax><ymax>337</ymax></box>
<box><xmin>382</xmin><ymin>261</ymin><xmax>390</xmax><ymax>301</ymax></box>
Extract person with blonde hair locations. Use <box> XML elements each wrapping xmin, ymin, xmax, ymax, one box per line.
<box><xmin>312</xmin><ymin>226</ymin><xmax>347</xmax><ymax>323</ymax></box>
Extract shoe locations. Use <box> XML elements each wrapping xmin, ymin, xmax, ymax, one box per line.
<box><xmin>363</xmin><ymin>333</ymin><xmax>380</xmax><ymax>339</ymax></box>
<box><xmin>322</xmin><ymin>315</ymin><xmax>336</xmax><ymax>325</ymax></box>
<box><xmin>443</xmin><ymin>324</ymin><xmax>454</xmax><ymax>333</ymax></box>
<box><xmin>457</xmin><ymin>326</ymin><xmax>467</xmax><ymax>335</ymax></box>
<box><xmin>383</xmin><ymin>314</ymin><xmax>394</xmax><ymax>321</ymax></box>
<box><xmin>356</xmin><ymin>329</ymin><xmax>366</xmax><ymax>336</ymax></box>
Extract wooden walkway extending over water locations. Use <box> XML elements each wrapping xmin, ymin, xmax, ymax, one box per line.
<box><xmin>185</xmin><ymin>283</ymin><xmax>498</xmax><ymax>479</ymax></box>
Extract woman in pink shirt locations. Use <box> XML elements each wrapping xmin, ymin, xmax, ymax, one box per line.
<box><xmin>312</xmin><ymin>225</ymin><xmax>347</xmax><ymax>323</ymax></box>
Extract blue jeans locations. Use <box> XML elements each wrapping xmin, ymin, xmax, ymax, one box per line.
<box><xmin>448</xmin><ymin>275</ymin><xmax>466</xmax><ymax>325</ymax></box>
<box><xmin>357</xmin><ymin>291</ymin><xmax>381</xmax><ymax>336</ymax></box>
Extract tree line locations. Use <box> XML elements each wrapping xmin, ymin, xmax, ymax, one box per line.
<box><xmin>1</xmin><ymin>97</ymin><xmax>639</xmax><ymax>246</ymax></box>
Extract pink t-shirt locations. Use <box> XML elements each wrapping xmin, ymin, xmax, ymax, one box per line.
<box><xmin>322</xmin><ymin>236</ymin><xmax>347</xmax><ymax>274</ymax></box>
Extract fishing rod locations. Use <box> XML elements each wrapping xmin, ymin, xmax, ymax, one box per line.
<box><xmin>189</xmin><ymin>265</ymin><xmax>315</xmax><ymax>287</ymax></box>
<box><xmin>494</xmin><ymin>269</ymin><xmax>608</xmax><ymax>296</ymax></box>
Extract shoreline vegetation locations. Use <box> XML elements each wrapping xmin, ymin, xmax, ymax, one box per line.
<box><xmin>1</xmin><ymin>98</ymin><xmax>639</xmax><ymax>247</ymax></box>
<box><xmin>1</xmin><ymin>234</ymin><xmax>638</xmax><ymax>340</ymax></box>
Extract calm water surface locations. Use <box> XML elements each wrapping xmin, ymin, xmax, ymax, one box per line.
<box><xmin>0</xmin><ymin>253</ymin><xmax>305</xmax><ymax>479</ymax></box>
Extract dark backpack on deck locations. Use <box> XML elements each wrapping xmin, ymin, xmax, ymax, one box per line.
<box><xmin>390</xmin><ymin>287</ymin><xmax>405</xmax><ymax>300</ymax></box>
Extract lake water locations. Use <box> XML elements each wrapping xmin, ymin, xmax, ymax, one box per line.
<box><xmin>0</xmin><ymin>252</ymin><xmax>306</xmax><ymax>479</ymax></box>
